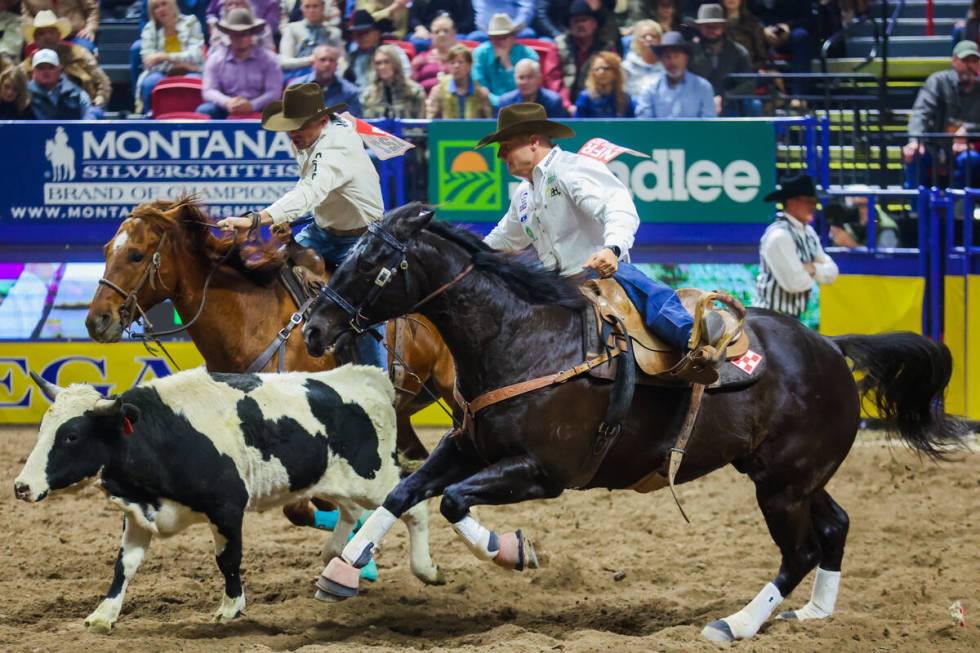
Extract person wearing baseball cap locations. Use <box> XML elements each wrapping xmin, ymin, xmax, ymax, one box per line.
<box><xmin>904</xmin><ymin>39</ymin><xmax>980</xmax><ymax>188</ymax></box>
<box><xmin>215</xmin><ymin>83</ymin><xmax>386</xmax><ymax>368</ymax></box>
<box><xmin>755</xmin><ymin>173</ymin><xmax>838</xmax><ymax>319</ymax></box>
<box><xmin>27</xmin><ymin>48</ymin><xmax>98</xmax><ymax>119</ymax></box>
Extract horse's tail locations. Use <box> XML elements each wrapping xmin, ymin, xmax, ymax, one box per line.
<box><xmin>832</xmin><ymin>332</ymin><xmax>968</xmax><ymax>459</ymax></box>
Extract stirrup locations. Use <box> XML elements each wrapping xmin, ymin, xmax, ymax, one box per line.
<box><xmin>686</xmin><ymin>291</ymin><xmax>746</xmax><ymax>362</ymax></box>
<box><xmin>669</xmin><ymin>346</ymin><xmax>720</xmax><ymax>386</ymax></box>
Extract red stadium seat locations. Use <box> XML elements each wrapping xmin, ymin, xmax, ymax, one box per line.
<box><xmin>150</xmin><ymin>76</ymin><xmax>204</xmax><ymax>118</ymax></box>
<box><xmin>227</xmin><ymin>112</ymin><xmax>262</xmax><ymax>120</ymax></box>
<box><xmin>517</xmin><ymin>39</ymin><xmax>563</xmax><ymax>94</ymax></box>
<box><xmin>154</xmin><ymin>111</ymin><xmax>211</xmax><ymax>120</ymax></box>
<box><xmin>383</xmin><ymin>38</ymin><xmax>417</xmax><ymax>60</ymax></box>
<box><xmin>458</xmin><ymin>39</ymin><xmax>479</xmax><ymax>50</ymax></box>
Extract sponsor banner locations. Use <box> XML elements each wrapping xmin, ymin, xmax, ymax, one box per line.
<box><xmin>0</xmin><ymin>342</ymin><xmax>204</xmax><ymax>424</ymax></box>
<box><xmin>0</xmin><ymin>121</ymin><xmax>299</xmax><ymax>245</ymax></box>
<box><xmin>428</xmin><ymin>119</ymin><xmax>776</xmax><ymax>223</ymax></box>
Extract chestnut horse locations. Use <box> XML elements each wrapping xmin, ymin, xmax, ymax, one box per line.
<box><xmin>301</xmin><ymin>204</ymin><xmax>966</xmax><ymax>642</ymax></box>
<box><xmin>86</xmin><ymin>200</ymin><xmax>454</xmax><ymax>508</ymax></box>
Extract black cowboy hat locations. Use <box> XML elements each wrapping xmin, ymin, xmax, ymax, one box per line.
<box><xmin>763</xmin><ymin>173</ymin><xmax>818</xmax><ymax>203</ymax></box>
<box><xmin>652</xmin><ymin>31</ymin><xmax>692</xmax><ymax>56</ymax></box>
<box><xmin>476</xmin><ymin>102</ymin><xmax>575</xmax><ymax>149</ymax></box>
<box><xmin>350</xmin><ymin>9</ymin><xmax>393</xmax><ymax>34</ymax></box>
<box><xmin>569</xmin><ymin>0</ymin><xmax>602</xmax><ymax>24</ymax></box>
<box><xmin>261</xmin><ymin>83</ymin><xmax>347</xmax><ymax>132</ymax></box>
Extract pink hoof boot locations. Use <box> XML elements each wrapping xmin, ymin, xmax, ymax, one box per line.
<box><xmin>492</xmin><ymin>529</ymin><xmax>540</xmax><ymax>571</ymax></box>
<box><xmin>315</xmin><ymin>557</ymin><xmax>360</xmax><ymax>601</ymax></box>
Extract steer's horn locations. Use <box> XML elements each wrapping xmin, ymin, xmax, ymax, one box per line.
<box><xmin>29</xmin><ymin>371</ymin><xmax>65</xmax><ymax>401</ymax></box>
<box><xmin>91</xmin><ymin>398</ymin><xmax>120</xmax><ymax>416</ymax></box>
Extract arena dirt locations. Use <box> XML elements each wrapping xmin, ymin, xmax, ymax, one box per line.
<box><xmin>1</xmin><ymin>426</ymin><xmax>977</xmax><ymax>653</ymax></box>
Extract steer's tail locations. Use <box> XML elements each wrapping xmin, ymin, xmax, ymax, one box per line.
<box><xmin>833</xmin><ymin>332</ymin><xmax>968</xmax><ymax>459</ymax></box>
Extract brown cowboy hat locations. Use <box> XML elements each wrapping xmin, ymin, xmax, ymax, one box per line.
<box><xmin>476</xmin><ymin>102</ymin><xmax>575</xmax><ymax>148</ymax></box>
<box><xmin>217</xmin><ymin>8</ymin><xmax>267</xmax><ymax>34</ymax></box>
<box><xmin>23</xmin><ymin>9</ymin><xmax>72</xmax><ymax>42</ymax></box>
<box><xmin>261</xmin><ymin>83</ymin><xmax>347</xmax><ymax>132</ymax></box>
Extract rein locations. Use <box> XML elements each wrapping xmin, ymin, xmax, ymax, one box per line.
<box><xmin>98</xmin><ymin>219</ymin><xmax>248</xmax><ymax>370</ymax></box>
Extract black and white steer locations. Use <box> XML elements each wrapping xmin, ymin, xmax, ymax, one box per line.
<box><xmin>14</xmin><ymin>365</ymin><xmax>443</xmax><ymax>633</ymax></box>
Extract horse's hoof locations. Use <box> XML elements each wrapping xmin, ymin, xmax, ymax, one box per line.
<box><xmin>314</xmin><ymin>588</ymin><xmax>346</xmax><ymax>603</ymax></box>
<box><xmin>493</xmin><ymin>529</ymin><xmax>541</xmax><ymax>571</ymax></box>
<box><xmin>83</xmin><ymin>617</ymin><xmax>114</xmax><ymax>635</ymax></box>
<box><xmin>701</xmin><ymin>619</ymin><xmax>736</xmax><ymax>642</ymax></box>
<box><xmin>316</xmin><ymin>557</ymin><xmax>360</xmax><ymax>601</ymax></box>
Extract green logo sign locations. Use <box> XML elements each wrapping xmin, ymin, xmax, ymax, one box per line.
<box><xmin>434</xmin><ymin>135</ymin><xmax>502</xmax><ymax>212</ymax></box>
<box><xmin>428</xmin><ymin>119</ymin><xmax>776</xmax><ymax>224</ymax></box>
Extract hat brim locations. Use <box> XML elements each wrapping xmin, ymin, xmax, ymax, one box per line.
<box><xmin>487</xmin><ymin>21</ymin><xmax>525</xmax><ymax>37</ymax></box>
<box><xmin>261</xmin><ymin>102</ymin><xmax>347</xmax><ymax>131</ymax></box>
<box><xmin>763</xmin><ymin>189</ymin><xmax>817</xmax><ymax>203</ymax></box>
<box><xmin>476</xmin><ymin>119</ymin><xmax>575</xmax><ymax>148</ymax></box>
<box><xmin>24</xmin><ymin>18</ymin><xmax>72</xmax><ymax>42</ymax></box>
<box><xmin>217</xmin><ymin>17</ymin><xmax>267</xmax><ymax>34</ymax></box>
<box><xmin>695</xmin><ymin>18</ymin><xmax>727</xmax><ymax>24</ymax></box>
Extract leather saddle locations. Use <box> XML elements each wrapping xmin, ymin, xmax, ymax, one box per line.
<box><xmin>581</xmin><ymin>279</ymin><xmax>766</xmax><ymax>389</ymax></box>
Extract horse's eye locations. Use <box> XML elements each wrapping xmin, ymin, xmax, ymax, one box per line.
<box><xmin>128</xmin><ymin>250</ymin><xmax>145</xmax><ymax>263</ymax></box>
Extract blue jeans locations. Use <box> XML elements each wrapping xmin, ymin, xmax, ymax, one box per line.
<box><xmin>610</xmin><ymin>262</ymin><xmax>694</xmax><ymax>351</ymax></box>
<box><xmin>296</xmin><ymin>223</ymin><xmax>386</xmax><ymax>369</ymax></box>
<box><xmin>195</xmin><ymin>101</ymin><xmax>229</xmax><ymax>119</ymax></box>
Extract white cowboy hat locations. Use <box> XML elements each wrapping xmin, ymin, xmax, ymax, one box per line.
<box><xmin>486</xmin><ymin>13</ymin><xmax>523</xmax><ymax>37</ymax></box>
<box><xmin>23</xmin><ymin>9</ymin><xmax>72</xmax><ymax>42</ymax></box>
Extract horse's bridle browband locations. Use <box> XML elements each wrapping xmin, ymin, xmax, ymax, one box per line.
<box><xmin>319</xmin><ymin>220</ymin><xmax>473</xmax><ymax>335</ymax></box>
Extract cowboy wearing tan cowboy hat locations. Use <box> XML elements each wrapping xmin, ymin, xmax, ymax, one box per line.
<box><xmin>21</xmin><ymin>0</ymin><xmax>99</xmax><ymax>46</ymax></box>
<box><xmin>21</xmin><ymin>9</ymin><xmax>111</xmax><ymax>109</ymax></box>
<box><xmin>216</xmin><ymin>83</ymin><xmax>387</xmax><ymax>368</ymax></box>
<box><xmin>473</xmin><ymin>13</ymin><xmax>540</xmax><ymax>107</ymax></box>
<box><xmin>482</xmin><ymin>102</ymin><xmax>727</xmax><ymax>373</ymax></box>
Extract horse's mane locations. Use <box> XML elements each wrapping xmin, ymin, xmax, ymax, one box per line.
<box><xmin>130</xmin><ymin>197</ymin><xmax>286</xmax><ymax>285</ymax></box>
<box><xmin>384</xmin><ymin>203</ymin><xmax>587</xmax><ymax>311</ymax></box>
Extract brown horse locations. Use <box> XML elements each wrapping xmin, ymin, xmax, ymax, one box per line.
<box><xmin>85</xmin><ymin>200</ymin><xmax>455</xmax><ymax>520</ymax></box>
<box><xmin>302</xmin><ymin>205</ymin><xmax>967</xmax><ymax>641</ymax></box>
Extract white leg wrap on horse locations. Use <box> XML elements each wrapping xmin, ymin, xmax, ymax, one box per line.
<box><xmin>452</xmin><ymin>514</ymin><xmax>499</xmax><ymax>561</ymax></box>
<box><xmin>341</xmin><ymin>507</ymin><xmax>396</xmax><ymax>567</ymax></box>
<box><xmin>789</xmin><ymin>567</ymin><xmax>840</xmax><ymax>620</ymax></box>
<box><xmin>704</xmin><ymin>582</ymin><xmax>783</xmax><ymax>641</ymax></box>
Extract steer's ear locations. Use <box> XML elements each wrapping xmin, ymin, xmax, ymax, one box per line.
<box><xmin>120</xmin><ymin>403</ymin><xmax>141</xmax><ymax>425</ymax></box>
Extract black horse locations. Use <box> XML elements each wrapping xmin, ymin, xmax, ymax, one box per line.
<box><xmin>302</xmin><ymin>203</ymin><xmax>965</xmax><ymax>642</ymax></box>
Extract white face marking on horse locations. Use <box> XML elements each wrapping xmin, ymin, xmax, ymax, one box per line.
<box><xmin>110</xmin><ymin>230</ymin><xmax>129</xmax><ymax>254</ymax></box>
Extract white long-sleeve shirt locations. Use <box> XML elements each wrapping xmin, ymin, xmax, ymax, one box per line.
<box><xmin>484</xmin><ymin>147</ymin><xmax>639</xmax><ymax>276</ymax></box>
<box><xmin>263</xmin><ymin>115</ymin><xmax>384</xmax><ymax>230</ymax></box>
<box><xmin>756</xmin><ymin>211</ymin><xmax>838</xmax><ymax>317</ymax></box>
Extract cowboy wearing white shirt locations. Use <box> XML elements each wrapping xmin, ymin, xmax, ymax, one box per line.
<box><xmin>216</xmin><ymin>83</ymin><xmax>386</xmax><ymax>367</ymax></box>
<box><xmin>480</xmin><ymin>102</ymin><xmax>725</xmax><ymax>357</ymax></box>
<box><xmin>755</xmin><ymin>173</ymin><xmax>838</xmax><ymax>318</ymax></box>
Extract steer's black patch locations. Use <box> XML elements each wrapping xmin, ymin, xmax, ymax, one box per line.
<box><xmin>236</xmin><ymin>395</ymin><xmax>329</xmax><ymax>491</ymax></box>
<box><xmin>305</xmin><ymin>379</ymin><xmax>382</xmax><ymax>479</ymax></box>
<box><xmin>211</xmin><ymin>372</ymin><xmax>263</xmax><ymax>393</ymax></box>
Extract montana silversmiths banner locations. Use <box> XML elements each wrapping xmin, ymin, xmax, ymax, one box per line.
<box><xmin>427</xmin><ymin>119</ymin><xmax>776</xmax><ymax>223</ymax></box>
<box><xmin>0</xmin><ymin>120</ymin><xmax>299</xmax><ymax>246</ymax></box>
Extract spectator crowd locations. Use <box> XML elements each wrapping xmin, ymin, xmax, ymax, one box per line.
<box><xmin>0</xmin><ymin>0</ymin><xmax>855</xmax><ymax>120</ymax></box>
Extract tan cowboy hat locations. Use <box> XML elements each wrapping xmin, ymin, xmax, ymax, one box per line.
<box><xmin>486</xmin><ymin>13</ymin><xmax>524</xmax><ymax>37</ymax></box>
<box><xmin>217</xmin><ymin>8</ymin><xmax>267</xmax><ymax>34</ymax></box>
<box><xmin>23</xmin><ymin>9</ymin><xmax>72</xmax><ymax>42</ymax></box>
<box><xmin>261</xmin><ymin>83</ymin><xmax>347</xmax><ymax>132</ymax></box>
<box><xmin>476</xmin><ymin>102</ymin><xmax>574</xmax><ymax>148</ymax></box>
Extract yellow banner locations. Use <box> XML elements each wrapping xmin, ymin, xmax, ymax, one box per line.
<box><xmin>943</xmin><ymin>276</ymin><xmax>980</xmax><ymax>419</ymax></box>
<box><xmin>0</xmin><ymin>342</ymin><xmax>204</xmax><ymax>424</ymax></box>
<box><xmin>819</xmin><ymin>274</ymin><xmax>925</xmax><ymax>336</ymax></box>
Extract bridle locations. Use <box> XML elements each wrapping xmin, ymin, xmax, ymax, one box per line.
<box><xmin>97</xmin><ymin>217</ymin><xmax>243</xmax><ymax>368</ymax></box>
<box><xmin>318</xmin><ymin>220</ymin><xmax>474</xmax><ymax>336</ymax></box>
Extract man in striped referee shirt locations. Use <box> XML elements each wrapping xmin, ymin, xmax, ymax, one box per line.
<box><xmin>755</xmin><ymin>174</ymin><xmax>838</xmax><ymax>319</ymax></box>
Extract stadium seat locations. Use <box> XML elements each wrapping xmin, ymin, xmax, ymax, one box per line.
<box><xmin>384</xmin><ymin>39</ymin><xmax>417</xmax><ymax>60</ymax></box>
<box><xmin>150</xmin><ymin>76</ymin><xmax>204</xmax><ymax>118</ymax></box>
<box><xmin>227</xmin><ymin>112</ymin><xmax>263</xmax><ymax>120</ymax></box>
<box><xmin>517</xmin><ymin>39</ymin><xmax>563</xmax><ymax>95</ymax></box>
<box><xmin>458</xmin><ymin>39</ymin><xmax>480</xmax><ymax>50</ymax></box>
<box><xmin>154</xmin><ymin>111</ymin><xmax>211</xmax><ymax>120</ymax></box>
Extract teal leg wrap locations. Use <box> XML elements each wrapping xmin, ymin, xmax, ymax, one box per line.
<box><xmin>312</xmin><ymin>509</ymin><xmax>339</xmax><ymax>531</ymax></box>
